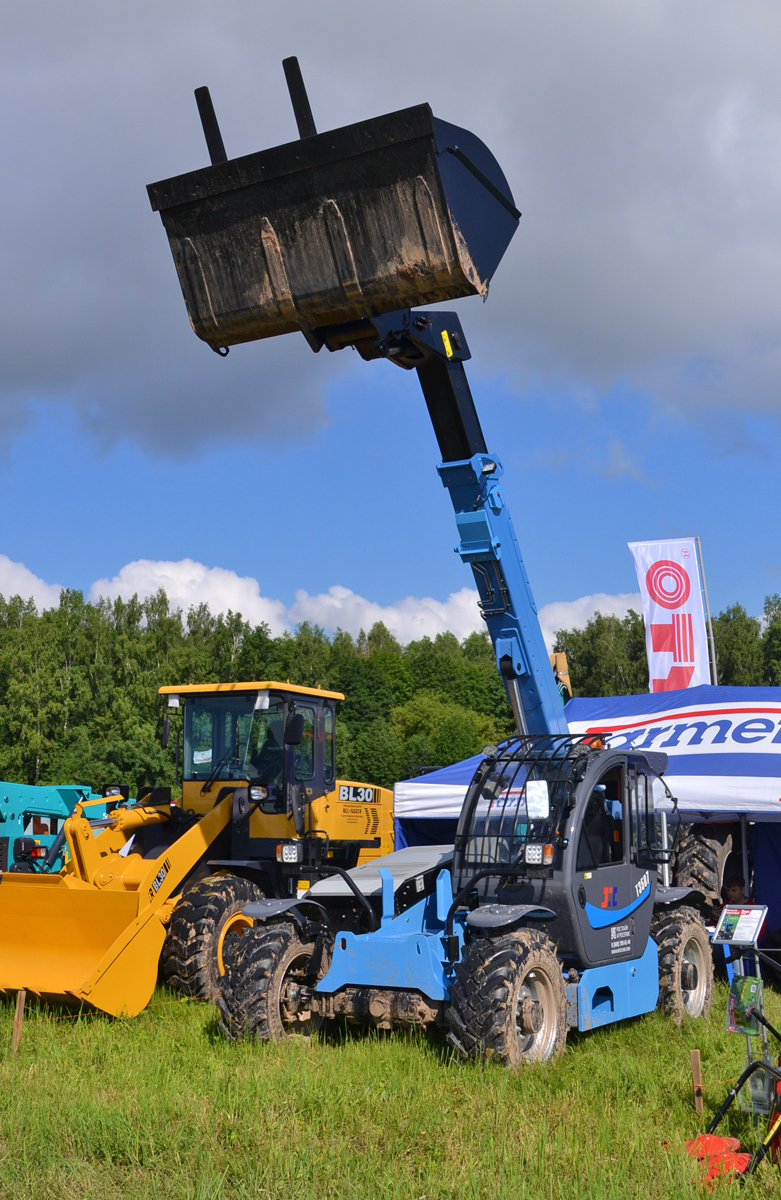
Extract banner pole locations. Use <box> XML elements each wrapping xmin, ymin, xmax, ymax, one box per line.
<box><xmin>696</xmin><ymin>536</ymin><xmax>718</xmax><ymax>685</ymax></box>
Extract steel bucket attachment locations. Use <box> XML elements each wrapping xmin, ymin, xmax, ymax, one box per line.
<box><xmin>0</xmin><ymin>795</ymin><xmax>232</xmax><ymax>1017</ymax></box>
<box><xmin>147</xmin><ymin>60</ymin><xmax>519</xmax><ymax>350</ymax></box>
<box><xmin>0</xmin><ymin>875</ymin><xmax>161</xmax><ymax>1017</ymax></box>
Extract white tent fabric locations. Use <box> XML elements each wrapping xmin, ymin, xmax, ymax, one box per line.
<box><xmin>394</xmin><ymin>686</ymin><xmax>781</xmax><ymax>822</ymax></box>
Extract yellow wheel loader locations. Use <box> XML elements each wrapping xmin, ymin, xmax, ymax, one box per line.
<box><xmin>0</xmin><ymin>682</ymin><xmax>392</xmax><ymax>1017</ymax></box>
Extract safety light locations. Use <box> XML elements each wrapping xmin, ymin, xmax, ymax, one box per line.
<box><xmin>525</xmin><ymin>843</ymin><xmax>554</xmax><ymax>866</ymax></box>
<box><xmin>30</xmin><ymin>845</ymin><xmax>46</xmax><ymax>860</ymax></box>
<box><xmin>276</xmin><ymin>842</ymin><xmax>303</xmax><ymax>865</ymax></box>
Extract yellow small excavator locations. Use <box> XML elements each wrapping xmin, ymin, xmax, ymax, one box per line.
<box><xmin>0</xmin><ymin>681</ymin><xmax>392</xmax><ymax>1017</ymax></box>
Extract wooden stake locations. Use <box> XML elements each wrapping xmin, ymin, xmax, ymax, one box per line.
<box><xmin>11</xmin><ymin>989</ymin><xmax>26</xmax><ymax>1055</ymax></box>
<box><xmin>690</xmin><ymin>1049</ymin><xmax>703</xmax><ymax>1113</ymax></box>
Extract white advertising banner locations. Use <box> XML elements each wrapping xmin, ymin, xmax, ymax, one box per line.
<box><xmin>628</xmin><ymin>538</ymin><xmax>711</xmax><ymax>693</ymax></box>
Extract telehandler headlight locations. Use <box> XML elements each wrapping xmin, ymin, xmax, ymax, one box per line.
<box><xmin>276</xmin><ymin>842</ymin><xmax>303</xmax><ymax>865</ymax></box>
<box><xmin>525</xmin><ymin>843</ymin><xmax>554</xmax><ymax>866</ymax></box>
<box><xmin>249</xmin><ymin>785</ymin><xmax>268</xmax><ymax>803</ymax></box>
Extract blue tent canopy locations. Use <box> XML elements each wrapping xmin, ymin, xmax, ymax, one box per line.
<box><xmin>393</xmin><ymin>685</ymin><xmax>781</xmax><ymax>847</ymax></box>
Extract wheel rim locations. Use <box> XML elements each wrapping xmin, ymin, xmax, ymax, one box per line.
<box><xmin>514</xmin><ymin>967</ymin><xmax>559</xmax><ymax>1061</ymax></box>
<box><xmin>681</xmin><ymin>934</ymin><xmax>708</xmax><ymax>1015</ymax></box>
<box><xmin>277</xmin><ymin>950</ymin><xmax>314</xmax><ymax>1033</ymax></box>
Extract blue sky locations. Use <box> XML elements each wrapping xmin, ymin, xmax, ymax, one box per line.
<box><xmin>1</xmin><ymin>1</ymin><xmax>781</xmax><ymax>644</ymax></box>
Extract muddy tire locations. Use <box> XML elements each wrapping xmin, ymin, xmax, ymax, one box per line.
<box><xmin>161</xmin><ymin>874</ymin><xmax>264</xmax><ymax>1001</ymax></box>
<box><xmin>216</xmin><ymin>921</ymin><xmax>321</xmax><ymax>1042</ymax></box>
<box><xmin>651</xmin><ymin>905</ymin><xmax>713</xmax><ymax>1025</ymax></box>
<box><xmin>447</xmin><ymin>929</ymin><xmax>567</xmax><ymax>1068</ymax></box>
<box><xmin>673</xmin><ymin>825</ymin><xmax>733</xmax><ymax>902</ymax></box>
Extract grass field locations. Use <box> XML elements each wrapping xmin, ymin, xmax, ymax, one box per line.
<box><xmin>1</xmin><ymin>983</ymin><xmax>780</xmax><ymax>1200</ymax></box>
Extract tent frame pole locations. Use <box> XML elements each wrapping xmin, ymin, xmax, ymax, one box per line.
<box><xmin>741</xmin><ymin>813</ymin><xmax>751</xmax><ymax>899</ymax></box>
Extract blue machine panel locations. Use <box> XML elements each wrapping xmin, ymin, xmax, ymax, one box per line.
<box><xmin>570</xmin><ymin>938</ymin><xmax>659</xmax><ymax>1031</ymax></box>
<box><xmin>317</xmin><ymin>868</ymin><xmax>461</xmax><ymax>1002</ymax></box>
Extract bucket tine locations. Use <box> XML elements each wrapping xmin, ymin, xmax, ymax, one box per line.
<box><xmin>194</xmin><ymin>86</ymin><xmax>228</xmax><ymax>165</ymax></box>
<box><xmin>282</xmin><ymin>56</ymin><xmax>317</xmax><ymax>138</ymax></box>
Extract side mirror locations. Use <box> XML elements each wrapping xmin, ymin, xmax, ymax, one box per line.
<box><xmin>162</xmin><ymin>715</ymin><xmax>171</xmax><ymax>750</ymax></box>
<box><xmin>284</xmin><ymin>713</ymin><xmax>305</xmax><ymax>746</ymax></box>
<box><xmin>526</xmin><ymin>780</ymin><xmax>550</xmax><ymax>820</ymax></box>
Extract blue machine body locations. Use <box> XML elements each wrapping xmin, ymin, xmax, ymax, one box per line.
<box><xmin>0</xmin><ymin>780</ymin><xmax>104</xmax><ymax>871</ymax></box>
<box><xmin>292</xmin><ymin>308</ymin><xmax>676</xmax><ymax>1045</ymax></box>
<box><xmin>314</xmin><ymin>869</ymin><xmax>661</xmax><ymax>1030</ymax></box>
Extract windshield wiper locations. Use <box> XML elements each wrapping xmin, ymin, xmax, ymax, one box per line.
<box><xmin>200</xmin><ymin>724</ymin><xmax>241</xmax><ymax>794</ymax></box>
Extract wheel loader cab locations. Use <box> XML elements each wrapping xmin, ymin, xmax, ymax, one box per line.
<box><xmin>159</xmin><ymin>681</ymin><xmax>394</xmax><ymax>874</ymax></box>
<box><xmin>165</xmin><ymin>683</ymin><xmax>336</xmax><ymax>821</ymax></box>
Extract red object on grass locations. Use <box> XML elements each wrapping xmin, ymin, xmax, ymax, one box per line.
<box><xmin>685</xmin><ymin>1135</ymin><xmax>741</xmax><ymax>1159</ymax></box>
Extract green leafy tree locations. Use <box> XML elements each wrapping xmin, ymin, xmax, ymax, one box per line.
<box><xmin>762</xmin><ymin>594</ymin><xmax>781</xmax><ymax>686</ymax></box>
<box><xmin>712</xmin><ymin>604</ymin><xmax>763</xmax><ymax>686</ymax></box>
<box><xmin>553</xmin><ymin>610</ymin><xmax>648</xmax><ymax>696</ymax></box>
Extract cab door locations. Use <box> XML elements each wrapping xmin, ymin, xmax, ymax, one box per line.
<box><xmin>571</xmin><ymin>762</ymin><xmax>652</xmax><ymax>966</ymax></box>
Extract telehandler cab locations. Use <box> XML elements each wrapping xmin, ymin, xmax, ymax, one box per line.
<box><xmin>0</xmin><ymin>680</ymin><xmax>391</xmax><ymax>1016</ymax></box>
<box><xmin>146</xmin><ymin>60</ymin><xmax>715</xmax><ymax>1063</ymax></box>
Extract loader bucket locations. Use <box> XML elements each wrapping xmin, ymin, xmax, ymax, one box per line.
<box><xmin>0</xmin><ymin>874</ymin><xmax>164</xmax><ymax>1017</ymax></box>
<box><xmin>147</xmin><ymin>104</ymin><xmax>520</xmax><ymax>350</ymax></box>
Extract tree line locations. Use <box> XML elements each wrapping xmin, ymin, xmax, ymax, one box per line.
<box><xmin>0</xmin><ymin>588</ymin><xmax>778</xmax><ymax>793</ymax></box>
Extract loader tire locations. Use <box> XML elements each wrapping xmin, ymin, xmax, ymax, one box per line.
<box><xmin>651</xmin><ymin>905</ymin><xmax>713</xmax><ymax>1025</ymax></box>
<box><xmin>216</xmin><ymin>920</ymin><xmax>320</xmax><ymax>1042</ymax></box>
<box><xmin>447</xmin><ymin>929</ymin><xmax>567</xmax><ymax>1069</ymax></box>
<box><xmin>161</xmin><ymin>874</ymin><xmax>264</xmax><ymax>1001</ymax></box>
<box><xmin>673</xmin><ymin>825</ymin><xmax>732</xmax><ymax>903</ymax></box>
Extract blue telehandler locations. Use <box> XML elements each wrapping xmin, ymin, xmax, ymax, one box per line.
<box><xmin>148</xmin><ymin>60</ymin><xmax>714</xmax><ymax>1063</ymax></box>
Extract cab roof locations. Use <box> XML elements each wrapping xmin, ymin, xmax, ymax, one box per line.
<box><xmin>158</xmin><ymin>681</ymin><xmax>345</xmax><ymax>701</ymax></box>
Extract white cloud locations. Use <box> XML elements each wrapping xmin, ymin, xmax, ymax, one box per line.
<box><xmin>288</xmin><ymin>585</ymin><xmax>483</xmax><ymax>644</ymax></box>
<box><xmin>538</xmin><ymin>592</ymin><xmax>642</xmax><ymax>652</ymax></box>
<box><xmin>0</xmin><ymin>554</ymin><xmax>63</xmax><ymax>610</ymax></box>
<box><xmin>88</xmin><ymin>562</ymin><xmax>483</xmax><ymax>643</ymax></box>
<box><xmin>88</xmin><ymin>558</ymin><xmax>288</xmax><ymax>634</ymax></box>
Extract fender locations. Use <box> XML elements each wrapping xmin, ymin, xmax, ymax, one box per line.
<box><xmin>242</xmin><ymin>897</ymin><xmax>331</xmax><ymax>929</ymax></box>
<box><xmin>653</xmin><ymin>885</ymin><xmax>707</xmax><ymax>909</ymax></box>
<box><xmin>466</xmin><ymin>903</ymin><xmax>557</xmax><ymax>931</ymax></box>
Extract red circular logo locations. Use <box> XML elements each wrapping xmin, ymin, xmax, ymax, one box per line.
<box><xmin>645</xmin><ymin>559</ymin><xmax>690</xmax><ymax>609</ymax></box>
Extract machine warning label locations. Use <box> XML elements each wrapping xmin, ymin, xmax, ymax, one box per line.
<box><xmin>610</xmin><ymin>923</ymin><xmax>631</xmax><ymax>955</ymax></box>
<box><xmin>339</xmin><ymin>785</ymin><xmax>374</xmax><ymax>803</ymax></box>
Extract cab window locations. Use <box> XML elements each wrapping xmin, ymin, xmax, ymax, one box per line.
<box><xmin>576</xmin><ymin>767</ymin><xmax>624</xmax><ymax>870</ymax></box>
<box><xmin>294</xmin><ymin>706</ymin><xmax>315</xmax><ymax>780</ymax></box>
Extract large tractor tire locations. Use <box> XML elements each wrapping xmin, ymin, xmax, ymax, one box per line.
<box><xmin>651</xmin><ymin>905</ymin><xmax>713</xmax><ymax>1025</ymax></box>
<box><xmin>447</xmin><ymin>929</ymin><xmax>567</xmax><ymax>1068</ymax></box>
<box><xmin>216</xmin><ymin>920</ymin><xmax>320</xmax><ymax>1042</ymax></box>
<box><xmin>161</xmin><ymin>874</ymin><xmax>264</xmax><ymax>1001</ymax></box>
<box><xmin>673</xmin><ymin>825</ymin><xmax>733</xmax><ymax>903</ymax></box>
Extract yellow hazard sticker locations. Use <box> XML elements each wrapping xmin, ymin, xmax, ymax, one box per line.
<box><xmin>441</xmin><ymin>330</ymin><xmax>454</xmax><ymax>358</ymax></box>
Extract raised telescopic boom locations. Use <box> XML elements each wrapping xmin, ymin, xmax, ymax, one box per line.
<box><xmin>309</xmin><ymin>308</ymin><xmax>568</xmax><ymax>737</ymax></box>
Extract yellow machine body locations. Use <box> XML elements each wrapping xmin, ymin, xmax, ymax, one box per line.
<box><xmin>0</xmin><ymin>681</ymin><xmax>392</xmax><ymax>1016</ymax></box>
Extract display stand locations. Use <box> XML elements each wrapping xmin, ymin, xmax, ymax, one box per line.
<box><xmin>714</xmin><ymin>905</ymin><xmax>771</xmax><ymax>1114</ymax></box>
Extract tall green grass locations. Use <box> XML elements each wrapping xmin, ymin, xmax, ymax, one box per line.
<box><xmin>0</xmin><ymin>983</ymin><xmax>779</xmax><ymax>1199</ymax></box>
